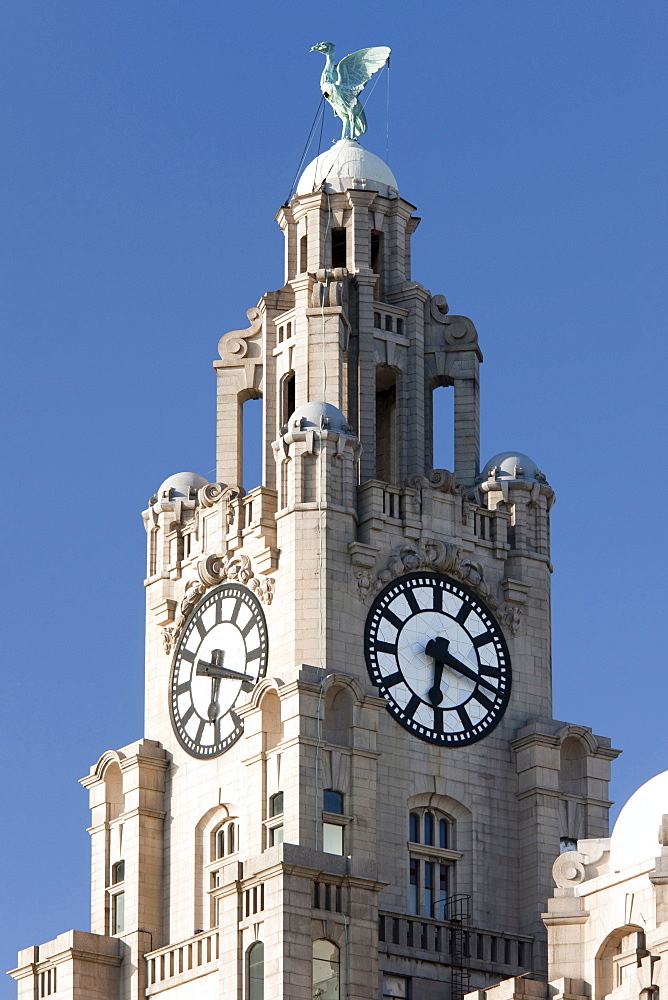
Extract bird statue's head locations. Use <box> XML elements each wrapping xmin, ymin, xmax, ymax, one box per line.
<box><xmin>310</xmin><ymin>42</ymin><xmax>334</xmax><ymax>55</ymax></box>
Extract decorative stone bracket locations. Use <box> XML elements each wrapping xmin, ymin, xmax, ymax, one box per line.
<box><xmin>162</xmin><ymin>552</ymin><xmax>275</xmax><ymax>654</ymax></box>
<box><xmin>351</xmin><ymin>538</ymin><xmax>527</xmax><ymax>635</ymax></box>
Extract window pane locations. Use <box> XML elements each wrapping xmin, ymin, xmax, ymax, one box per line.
<box><xmin>439</xmin><ymin>819</ymin><xmax>449</xmax><ymax>850</ymax></box>
<box><xmin>437</xmin><ymin>864</ymin><xmax>449</xmax><ymax>921</ymax></box>
<box><xmin>409</xmin><ymin>858</ymin><xmax>419</xmax><ymax>914</ymax></box>
<box><xmin>229</xmin><ymin>823</ymin><xmax>235</xmax><ymax>854</ymax></box>
<box><xmin>383</xmin><ymin>975</ymin><xmax>408</xmax><ymax>998</ymax></box>
<box><xmin>409</xmin><ymin>813</ymin><xmax>420</xmax><ymax>843</ymax></box>
<box><xmin>270</xmin><ymin>792</ymin><xmax>283</xmax><ymax>817</ymax></box>
<box><xmin>424</xmin><ymin>812</ymin><xmax>434</xmax><ymax>846</ymax></box>
<box><xmin>249</xmin><ymin>941</ymin><xmax>264</xmax><ymax>1000</ymax></box>
<box><xmin>323</xmin><ymin>790</ymin><xmax>344</xmax><ymax>814</ymax></box>
<box><xmin>270</xmin><ymin>824</ymin><xmax>283</xmax><ymax>846</ymax></box>
<box><xmin>112</xmin><ymin>861</ymin><xmax>125</xmax><ymax>884</ymax></box>
<box><xmin>323</xmin><ymin>822</ymin><xmax>344</xmax><ymax>856</ymax></box>
<box><xmin>113</xmin><ymin>892</ymin><xmax>125</xmax><ymax>934</ymax></box>
<box><xmin>313</xmin><ymin>940</ymin><xmax>340</xmax><ymax>1000</ymax></box>
<box><xmin>424</xmin><ymin>862</ymin><xmax>434</xmax><ymax>918</ymax></box>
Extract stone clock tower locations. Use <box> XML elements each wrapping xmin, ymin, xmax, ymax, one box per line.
<box><xmin>10</xmin><ymin>139</ymin><xmax>619</xmax><ymax>1000</ymax></box>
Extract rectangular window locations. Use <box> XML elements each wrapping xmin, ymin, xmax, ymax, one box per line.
<box><xmin>409</xmin><ymin>858</ymin><xmax>419</xmax><ymax>914</ymax></box>
<box><xmin>323</xmin><ymin>822</ymin><xmax>344</xmax><ymax>856</ymax></box>
<box><xmin>437</xmin><ymin>864</ymin><xmax>449</xmax><ymax>920</ymax></box>
<box><xmin>112</xmin><ymin>892</ymin><xmax>125</xmax><ymax>934</ymax></box>
<box><xmin>323</xmin><ymin>790</ymin><xmax>343</xmax><ymax>813</ymax></box>
<box><xmin>383</xmin><ymin>974</ymin><xmax>408</xmax><ymax>998</ymax></box>
<box><xmin>331</xmin><ymin>228</ymin><xmax>346</xmax><ymax>268</ymax></box>
<box><xmin>270</xmin><ymin>824</ymin><xmax>283</xmax><ymax>846</ymax></box>
<box><xmin>300</xmin><ymin>234</ymin><xmax>308</xmax><ymax>273</ymax></box>
<box><xmin>424</xmin><ymin>861</ymin><xmax>434</xmax><ymax>918</ymax></box>
<box><xmin>270</xmin><ymin>791</ymin><xmax>284</xmax><ymax>817</ymax></box>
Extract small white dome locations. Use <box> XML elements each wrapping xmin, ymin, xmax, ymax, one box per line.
<box><xmin>285</xmin><ymin>401</ymin><xmax>352</xmax><ymax>434</ymax></box>
<box><xmin>296</xmin><ymin>139</ymin><xmax>398</xmax><ymax>198</ymax></box>
<box><xmin>480</xmin><ymin>452</ymin><xmax>548</xmax><ymax>484</ymax></box>
<box><xmin>157</xmin><ymin>471</ymin><xmax>209</xmax><ymax>500</ymax></box>
<box><xmin>610</xmin><ymin>770</ymin><xmax>668</xmax><ymax>871</ymax></box>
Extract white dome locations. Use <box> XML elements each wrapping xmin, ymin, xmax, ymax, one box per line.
<box><xmin>157</xmin><ymin>471</ymin><xmax>209</xmax><ymax>500</ymax></box>
<box><xmin>610</xmin><ymin>770</ymin><xmax>668</xmax><ymax>871</ymax></box>
<box><xmin>480</xmin><ymin>452</ymin><xmax>548</xmax><ymax>484</ymax></box>
<box><xmin>285</xmin><ymin>401</ymin><xmax>352</xmax><ymax>434</ymax></box>
<box><xmin>296</xmin><ymin>139</ymin><xmax>398</xmax><ymax>198</ymax></box>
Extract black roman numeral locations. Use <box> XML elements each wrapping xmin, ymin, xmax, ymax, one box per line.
<box><xmin>480</xmin><ymin>664</ymin><xmax>501</xmax><ymax>679</ymax></box>
<box><xmin>432</xmin><ymin>587</ymin><xmax>443</xmax><ymax>612</ymax></box>
<box><xmin>457</xmin><ymin>705</ymin><xmax>472</xmax><ymax>731</ymax></box>
<box><xmin>383</xmin><ymin>671</ymin><xmax>403</xmax><ymax>688</ymax></box>
<box><xmin>241</xmin><ymin>617</ymin><xmax>256</xmax><ymax>639</ymax></box>
<box><xmin>376</xmin><ymin>640</ymin><xmax>397</xmax><ymax>656</ymax></box>
<box><xmin>383</xmin><ymin>609</ymin><xmax>404</xmax><ymax>631</ymax></box>
<box><xmin>405</xmin><ymin>694</ymin><xmax>422</xmax><ymax>719</ymax></box>
<box><xmin>455</xmin><ymin>602</ymin><xmax>471</xmax><ymax>626</ymax></box>
<box><xmin>473</xmin><ymin>690</ymin><xmax>495</xmax><ymax>712</ymax></box>
<box><xmin>230</xmin><ymin>598</ymin><xmax>242</xmax><ymax>625</ymax></box>
<box><xmin>246</xmin><ymin>647</ymin><xmax>262</xmax><ymax>662</ymax></box>
<box><xmin>472</xmin><ymin>632</ymin><xmax>493</xmax><ymax>648</ymax></box>
<box><xmin>182</xmin><ymin>705</ymin><xmax>195</xmax><ymax>727</ymax></box>
<box><xmin>195</xmin><ymin>719</ymin><xmax>206</xmax><ymax>745</ymax></box>
<box><xmin>195</xmin><ymin>617</ymin><xmax>207</xmax><ymax>640</ymax></box>
<box><xmin>176</xmin><ymin>681</ymin><xmax>190</xmax><ymax>696</ymax></box>
<box><xmin>433</xmin><ymin>707</ymin><xmax>444</xmax><ymax>734</ymax></box>
<box><xmin>180</xmin><ymin>649</ymin><xmax>195</xmax><ymax>664</ymax></box>
<box><xmin>405</xmin><ymin>590</ymin><xmax>420</xmax><ymax>615</ymax></box>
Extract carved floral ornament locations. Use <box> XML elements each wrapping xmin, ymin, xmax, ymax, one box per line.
<box><xmin>162</xmin><ymin>552</ymin><xmax>275</xmax><ymax>654</ymax></box>
<box><xmin>353</xmin><ymin>538</ymin><xmax>523</xmax><ymax>636</ymax></box>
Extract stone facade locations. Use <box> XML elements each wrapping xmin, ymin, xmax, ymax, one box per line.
<box><xmin>9</xmin><ymin>141</ymin><xmax>620</xmax><ymax>1000</ymax></box>
<box><xmin>468</xmin><ymin>772</ymin><xmax>668</xmax><ymax>1000</ymax></box>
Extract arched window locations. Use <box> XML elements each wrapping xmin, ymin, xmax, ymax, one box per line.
<box><xmin>323</xmin><ymin>685</ymin><xmax>354</xmax><ymax>747</ymax></box>
<box><xmin>408</xmin><ymin>807</ymin><xmax>456</xmax><ymax>920</ymax></box>
<box><xmin>242</xmin><ymin>395</ymin><xmax>263</xmax><ymax>492</ymax></box>
<box><xmin>313</xmin><ymin>939</ymin><xmax>340</xmax><ymax>999</ymax></box>
<box><xmin>248</xmin><ymin>941</ymin><xmax>264</xmax><ymax>1000</ymax></box>
<box><xmin>431</xmin><ymin>383</ymin><xmax>454</xmax><ymax>471</ymax></box>
<box><xmin>281</xmin><ymin>372</ymin><xmax>296</xmax><ymax>428</ymax></box>
<box><xmin>212</xmin><ymin>820</ymin><xmax>238</xmax><ymax>861</ymax></box>
<box><xmin>559</xmin><ymin>736</ymin><xmax>588</xmax><ymax>796</ymax></box>
<box><xmin>376</xmin><ymin>366</ymin><xmax>398</xmax><ymax>483</ymax></box>
<box><xmin>322</xmin><ymin>790</ymin><xmax>345</xmax><ymax>856</ymax></box>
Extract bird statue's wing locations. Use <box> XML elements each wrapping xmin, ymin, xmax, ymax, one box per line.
<box><xmin>336</xmin><ymin>46</ymin><xmax>391</xmax><ymax>96</ymax></box>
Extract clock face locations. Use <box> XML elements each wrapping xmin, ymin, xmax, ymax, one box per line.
<box><xmin>365</xmin><ymin>572</ymin><xmax>511</xmax><ymax>746</ymax></box>
<box><xmin>169</xmin><ymin>583</ymin><xmax>268</xmax><ymax>758</ymax></box>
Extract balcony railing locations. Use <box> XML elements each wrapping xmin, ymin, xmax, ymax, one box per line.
<box><xmin>146</xmin><ymin>929</ymin><xmax>219</xmax><ymax>994</ymax></box>
<box><xmin>378</xmin><ymin>911</ymin><xmax>532</xmax><ymax>973</ymax></box>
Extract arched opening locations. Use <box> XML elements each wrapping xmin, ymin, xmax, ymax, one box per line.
<box><xmin>376</xmin><ymin>366</ymin><xmax>398</xmax><ymax>484</ymax></box>
<box><xmin>323</xmin><ymin>686</ymin><xmax>354</xmax><ymax>747</ymax></box>
<box><xmin>248</xmin><ymin>941</ymin><xmax>264</xmax><ymax>1000</ymax></box>
<box><xmin>560</xmin><ymin>736</ymin><xmax>588</xmax><ymax>796</ymax></box>
<box><xmin>595</xmin><ymin>925</ymin><xmax>644</xmax><ymax>1000</ymax></box>
<box><xmin>371</xmin><ymin>230</ymin><xmax>383</xmax><ymax>297</ymax></box>
<box><xmin>331</xmin><ymin>228</ymin><xmax>346</xmax><ymax>268</ymax></box>
<box><xmin>281</xmin><ymin>373</ymin><xmax>296</xmax><ymax>429</ymax></box>
<box><xmin>299</xmin><ymin>234</ymin><xmax>308</xmax><ymax>274</ymax></box>
<box><xmin>260</xmin><ymin>689</ymin><xmax>283</xmax><ymax>752</ymax></box>
<box><xmin>103</xmin><ymin>762</ymin><xmax>124</xmax><ymax>822</ymax></box>
<box><xmin>432</xmin><ymin>383</ymin><xmax>454</xmax><ymax>471</ymax></box>
<box><xmin>313</xmin><ymin>939</ymin><xmax>340</xmax><ymax>1000</ymax></box>
<box><xmin>242</xmin><ymin>396</ymin><xmax>263</xmax><ymax>492</ymax></box>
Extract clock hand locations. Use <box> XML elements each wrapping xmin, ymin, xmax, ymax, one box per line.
<box><xmin>197</xmin><ymin>652</ymin><xmax>255</xmax><ymax>692</ymax></box>
<box><xmin>424</xmin><ymin>637</ymin><xmax>448</xmax><ymax>706</ymax></box>
<box><xmin>425</xmin><ymin>637</ymin><xmax>498</xmax><ymax>696</ymax></box>
<box><xmin>208</xmin><ymin>677</ymin><xmax>221</xmax><ymax>721</ymax></box>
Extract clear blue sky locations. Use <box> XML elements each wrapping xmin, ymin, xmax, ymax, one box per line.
<box><xmin>1</xmin><ymin>0</ymin><xmax>666</xmax><ymax>988</ymax></box>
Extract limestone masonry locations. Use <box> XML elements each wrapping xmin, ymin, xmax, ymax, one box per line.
<box><xmin>10</xmin><ymin>139</ymin><xmax>625</xmax><ymax>1000</ymax></box>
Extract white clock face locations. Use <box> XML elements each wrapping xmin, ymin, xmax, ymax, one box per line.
<box><xmin>169</xmin><ymin>583</ymin><xmax>268</xmax><ymax>758</ymax></box>
<box><xmin>365</xmin><ymin>573</ymin><xmax>511</xmax><ymax>746</ymax></box>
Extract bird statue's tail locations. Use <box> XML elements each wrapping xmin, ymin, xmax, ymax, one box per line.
<box><xmin>352</xmin><ymin>104</ymin><xmax>368</xmax><ymax>139</ymax></box>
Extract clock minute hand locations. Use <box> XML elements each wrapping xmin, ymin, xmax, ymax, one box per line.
<box><xmin>196</xmin><ymin>656</ymin><xmax>255</xmax><ymax>693</ymax></box>
<box><xmin>425</xmin><ymin>636</ymin><xmax>449</xmax><ymax>706</ymax></box>
<box><xmin>440</xmin><ymin>648</ymin><xmax>498</xmax><ymax>695</ymax></box>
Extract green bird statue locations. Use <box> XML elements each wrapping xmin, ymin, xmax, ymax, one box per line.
<box><xmin>311</xmin><ymin>42</ymin><xmax>391</xmax><ymax>141</ymax></box>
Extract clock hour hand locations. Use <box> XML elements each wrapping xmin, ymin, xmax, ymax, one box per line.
<box><xmin>425</xmin><ymin>637</ymin><xmax>448</xmax><ymax>706</ymax></box>
<box><xmin>426</xmin><ymin>637</ymin><xmax>496</xmax><ymax>694</ymax></box>
<box><xmin>196</xmin><ymin>652</ymin><xmax>255</xmax><ymax>693</ymax></box>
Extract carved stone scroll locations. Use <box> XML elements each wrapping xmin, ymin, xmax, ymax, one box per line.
<box><xmin>355</xmin><ymin>538</ymin><xmax>490</xmax><ymax>602</ymax></box>
<box><xmin>218</xmin><ymin>307</ymin><xmax>262</xmax><ymax>361</ymax></box>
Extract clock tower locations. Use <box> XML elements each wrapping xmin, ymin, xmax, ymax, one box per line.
<box><xmin>10</xmin><ymin>139</ymin><xmax>619</xmax><ymax>1000</ymax></box>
